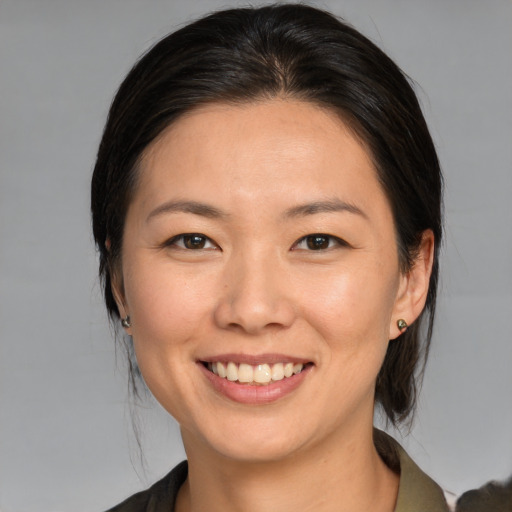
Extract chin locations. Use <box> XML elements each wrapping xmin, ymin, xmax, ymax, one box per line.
<box><xmin>212</xmin><ymin>436</ymin><xmax>306</xmax><ymax>464</ymax></box>
<box><xmin>182</xmin><ymin>416</ymin><xmax>310</xmax><ymax>465</ymax></box>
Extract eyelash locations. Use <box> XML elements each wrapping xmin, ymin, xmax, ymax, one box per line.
<box><xmin>292</xmin><ymin>234</ymin><xmax>348</xmax><ymax>251</ymax></box>
<box><xmin>165</xmin><ymin>233</ymin><xmax>218</xmax><ymax>250</ymax></box>
<box><xmin>164</xmin><ymin>233</ymin><xmax>348</xmax><ymax>252</ymax></box>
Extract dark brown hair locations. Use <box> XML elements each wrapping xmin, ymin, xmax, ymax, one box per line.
<box><xmin>91</xmin><ymin>3</ymin><xmax>442</xmax><ymax>425</ymax></box>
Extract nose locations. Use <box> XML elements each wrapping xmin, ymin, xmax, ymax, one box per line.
<box><xmin>213</xmin><ymin>251</ymin><xmax>296</xmax><ymax>335</ymax></box>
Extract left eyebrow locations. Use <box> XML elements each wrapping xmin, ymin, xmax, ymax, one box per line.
<box><xmin>283</xmin><ymin>198</ymin><xmax>368</xmax><ymax>220</ymax></box>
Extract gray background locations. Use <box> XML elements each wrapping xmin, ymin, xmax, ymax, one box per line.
<box><xmin>1</xmin><ymin>0</ymin><xmax>511</xmax><ymax>510</ymax></box>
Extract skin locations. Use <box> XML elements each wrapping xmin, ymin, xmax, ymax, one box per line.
<box><xmin>113</xmin><ymin>99</ymin><xmax>434</xmax><ymax>512</ymax></box>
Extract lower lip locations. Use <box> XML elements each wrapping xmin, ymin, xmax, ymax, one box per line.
<box><xmin>198</xmin><ymin>363</ymin><xmax>311</xmax><ymax>405</ymax></box>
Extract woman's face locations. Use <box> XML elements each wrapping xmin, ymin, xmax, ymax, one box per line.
<box><xmin>117</xmin><ymin>100</ymin><xmax>418</xmax><ymax>462</ymax></box>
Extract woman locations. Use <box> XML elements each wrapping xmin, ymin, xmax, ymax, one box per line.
<box><xmin>91</xmin><ymin>4</ymin><xmax>447</xmax><ymax>511</ymax></box>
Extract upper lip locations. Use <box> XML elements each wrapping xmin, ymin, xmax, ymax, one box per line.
<box><xmin>198</xmin><ymin>353</ymin><xmax>312</xmax><ymax>365</ymax></box>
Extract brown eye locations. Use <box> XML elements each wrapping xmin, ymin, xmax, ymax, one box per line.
<box><xmin>183</xmin><ymin>234</ymin><xmax>207</xmax><ymax>249</ymax></box>
<box><xmin>306</xmin><ymin>235</ymin><xmax>330</xmax><ymax>250</ymax></box>
<box><xmin>292</xmin><ymin>233</ymin><xmax>347</xmax><ymax>252</ymax></box>
<box><xmin>167</xmin><ymin>233</ymin><xmax>217</xmax><ymax>250</ymax></box>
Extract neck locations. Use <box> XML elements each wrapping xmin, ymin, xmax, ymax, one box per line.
<box><xmin>176</xmin><ymin>423</ymin><xmax>399</xmax><ymax>512</ymax></box>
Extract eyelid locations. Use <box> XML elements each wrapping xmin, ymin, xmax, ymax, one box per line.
<box><xmin>291</xmin><ymin>233</ymin><xmax>349</xmax><ymax>251</ymax></box>
<box><xmin>162</xmin><ymin>233</ymin><xmax>348</xmax><ymax>251</ymax></box>
<box><xmin>164</xmin><ymin>233</ymin><xmax>219</xmax><ymax>250</ymax></box>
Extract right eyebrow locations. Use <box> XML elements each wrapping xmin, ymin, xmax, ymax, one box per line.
<box><xmin>146</xmin><ymin>200</ymin><xmax>229</xmax><ymax>223</ymax></box>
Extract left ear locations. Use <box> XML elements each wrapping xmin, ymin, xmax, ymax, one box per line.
<box><xmin>390</xmin><ymin>230</ymin><xmax>435</xmax><ymax>339</ymax></box>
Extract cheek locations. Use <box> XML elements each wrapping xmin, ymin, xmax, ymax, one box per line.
<box><xmin>125</xmin><ymin>257</ymin><xmax>212</xmax><ymax>327</ymax></box>
<box><xmin>298</xmin><ymin>260</ymin><xmax>399</xmax><ymax>355</ymax></box>
<box><xmin>300</xmin><ymin>264</ymin><xmax>400</xmax><ymax>414</ymax></box>
<box><xmin>121</xmin><ymin>259</ymin><xmax>220</xmax><ymax>416</ymax></box>
<box><xmin>122</xmin><ymin>258</ymin><xmax>218</xmax><ymax>374</ymax></box>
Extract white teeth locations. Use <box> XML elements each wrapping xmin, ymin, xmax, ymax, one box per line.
<box><xmin>208</xmin><ymin>361</ymin><xmax>306</xmax><ymax>385</ymax></box>
<box><xmin>217</xmin><ymin>361</ymin><xmax>227</xmax><ymax>378</ymax></box>
<box><xmin>226</xmin><ymin>361</ymin><xmax>238</xmax><ymax>382</ymax></box>
<box><xmin>238</xmin><ymin>363</ymin><xmax>253</xmax><ymax>383</ymax></box>
<box><xmin>253</xmin><ymin>364</ymin><xmax>272</xmax><ymax>384</ymax></box>
<box><xmin>271</xmin><ymin>362</ymin><xmax>284</xmax><ymax>381</ymax></box>
<box><xmin>293</xmin><ymin>363</ymin><xmax>303</xmax><ymax>375</ymax></box>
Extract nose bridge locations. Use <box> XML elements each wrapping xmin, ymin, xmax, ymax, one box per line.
<box><xmin>214</xmin><ymin>244</ymin><xmax>295</xmax><ymax>333</ymax></box>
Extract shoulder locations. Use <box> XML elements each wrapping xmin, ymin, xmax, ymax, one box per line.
<box><xmin>105</xmin><ymin>461</ymin><xmax>188</xmax><ymax>512</ymax></box>
<box><xmin>395</xmin><ymin>444</ymin><xmax>450</xmax><ymax>512</ymax></box>
<box><xmin>374</xmin><ymin>429</ymin><xmax>450</xmax><ymax>512</ymax></box>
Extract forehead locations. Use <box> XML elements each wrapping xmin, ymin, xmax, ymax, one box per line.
<box><xmin>136</xmin><ymin>99</ymin><xmax>389</xmax><ymax>220</ymax></box>
<box><xmin>145</xmin><ymin>99</ymin><xmax>369</xmax><ymax>163</ymax></box>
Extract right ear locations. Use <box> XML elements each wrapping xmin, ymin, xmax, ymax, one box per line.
<box><xmin>106</xmin><ymin>238</ymin><xmax>131</xmax><ymax>331</ymax></box>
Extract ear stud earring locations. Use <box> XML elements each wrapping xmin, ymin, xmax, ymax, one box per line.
<box><xmin>121</xmin><ymin>316</ymin><xmax>131</xmax><ymax>328</ymax></box>
<box><xmin>397</xmin><ymin>319</ymin><xmax>408</xmax><ymax>332</ymax></box>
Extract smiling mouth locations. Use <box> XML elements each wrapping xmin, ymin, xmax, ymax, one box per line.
<box><xmin>203</xmin><ymin>361</ymin><xmax>310</xmax><ymax>386</ymax></box>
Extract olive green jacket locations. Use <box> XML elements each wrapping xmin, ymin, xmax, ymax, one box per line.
<box><xmin>106</xmin><ymin>433</ymin><xmax>449</xmax><ymax>512</ymax></box>
<box><xmin>393</xmin><ymin>442</ymin><xmax>450</xmax><ymax>511</ymax></box>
